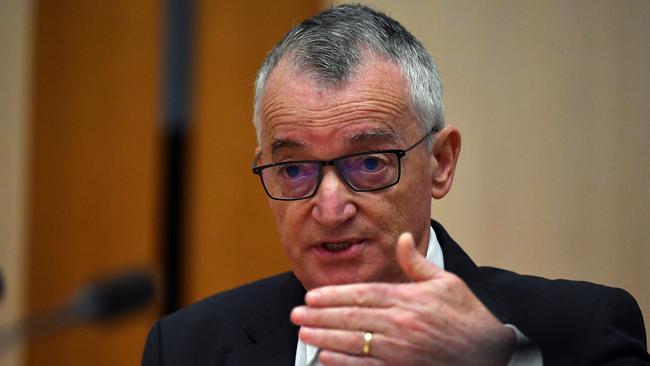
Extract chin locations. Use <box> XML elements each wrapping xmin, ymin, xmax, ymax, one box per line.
<box><xmin>297</xmin><ymin>271</ymin><xmax>367</xmax><ymax>290</ymax></box>
<box><xmin>325</xmin><ymin>268</ymin><xmax>393</xmax><ymax>288</ymax></box>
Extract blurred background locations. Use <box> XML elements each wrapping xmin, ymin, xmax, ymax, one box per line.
<box><xmin>1</xmin><ymin>0</ymin><xmax>648</xmax><ymax>364</ymax></box>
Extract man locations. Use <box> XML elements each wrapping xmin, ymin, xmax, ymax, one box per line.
<box><xmin>142</xmin><ymin>4</ymin><xmax>649</xmax><ymax>365</ymax></box>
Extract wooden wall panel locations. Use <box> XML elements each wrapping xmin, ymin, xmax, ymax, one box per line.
<box><xmin>184</xmin><ymin>1</ymin><xmax>320</xmax><ymax>304</ymax></box>
<box><xmin>26</xmin><ymin>1</ymin><xmax>161</xmax><ymax>365</ymax></box>
<box><xmin>0</xmin><ymin>1</ymin><xmax>32</xmax><ymax>365</ymax></box>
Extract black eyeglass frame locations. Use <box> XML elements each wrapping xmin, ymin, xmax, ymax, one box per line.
<box><xmin>252</xmin><ymin>127</ymin><xmax>439</xmax><ymax>201</ymax></box>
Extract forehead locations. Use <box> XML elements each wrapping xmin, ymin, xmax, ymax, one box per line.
<box><xmin>259</xmin><ymin>58</ymin><xmax>416</xmax><ymax>152</ymax></box>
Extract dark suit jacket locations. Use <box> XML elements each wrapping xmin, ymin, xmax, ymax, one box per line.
<box><xmin>142</xmin><ymin>221</ymin><xmax>649</xmax><ymax>365</ymax></box>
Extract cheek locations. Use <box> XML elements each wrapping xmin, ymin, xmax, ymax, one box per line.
<box><xmin>357</xmin><ymin>191</ymin><xmax>409</xmax><ymax>244</ymax></box>
<box><xmin>376</xmin><ymin>170</ymin><xmax>432</xmax><ymax>230</ymax></box>
<box><xmin>269</xmin><ymin>201</ymin><xmax>306</xmax><ymax>248</ymax></box>
<box><xmin>269</xmin><ymin>201</ymin><xmax>289</xmax><ymax>239</ymax></box>
<box><xmin>402</xmin><ymin>158</ymin><xmax>435</xmax><ymax>202</ymax></box>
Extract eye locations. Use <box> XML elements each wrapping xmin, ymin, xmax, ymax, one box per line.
<box><xmin>361</xmin><ymin>156</ymin><xmax>382</xmax><ymax>171</ymax></box>
<box><xmin>340</xmin><ymin>152</ymin><xmax>397</xmax><ymax>190</ymax></box>
<box><xmin>356</xmin><ymin>154</ymin><xmax>392</xmax><ymax>173</ymax></box>
<box><xmin>277</xmin><ymin>163</ymin><xmax>319</xmax><ymax>181</ymax></box>
<box><xmin>281</xmin><ymin>164</ymin><xmax>303</xmax><ymax>178</ymax></box>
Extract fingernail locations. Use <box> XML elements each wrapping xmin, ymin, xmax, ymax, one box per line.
<box><xmin>299</xmin><ymin>326</ymin><xmax>313</xmax><ymax>338</ymax></box>
<box><xmin>291</xmin><ymin>306</ymin><xmax>305</xmax><ymax>322</ymax></box>
<box><xmin>305</xmin><ymin>290</ymin><xmax>321</xmax><ymax>304</ymax></box>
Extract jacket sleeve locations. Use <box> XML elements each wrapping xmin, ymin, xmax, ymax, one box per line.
<box><xmin>578</xmin><ymin>287</ymin><xmax>649</xmax><ymax>365</ymax></box>
<box><xmin>141</xmin><ymin>320</ymin><xmax>162</xmax><ymax>366</ymax></box>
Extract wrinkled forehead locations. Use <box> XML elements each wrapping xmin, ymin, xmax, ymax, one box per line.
<box><xmin>258</xmin><ymin>58</ymin><xmax>416</xmax><ymax>154</ymax></box>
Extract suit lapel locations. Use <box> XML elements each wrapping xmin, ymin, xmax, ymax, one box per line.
<box><xmin>225</xmin><ymin>272</ymin><xmax>305</xmax><ymax>366</ymax></box>
<box><xmin>432</xmin><ymin>220</ymin><xmax>509</xmax><ymax>323</ymax></box>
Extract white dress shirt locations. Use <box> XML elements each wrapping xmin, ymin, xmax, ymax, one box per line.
<box><xmin>295</xmin><ymin>227</ymin><xmax>542</xmax><ymax>366</ymax></box>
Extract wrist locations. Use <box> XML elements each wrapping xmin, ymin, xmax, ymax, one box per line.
<box><xmin>493</xmin><ymin>324</ymin><xmax>517</xmax><ymax>366</ymax></box>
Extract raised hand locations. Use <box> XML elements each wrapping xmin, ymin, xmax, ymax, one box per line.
<box><xmin>291</xmin><ymin>233</ymin><xmax>516</xmax><ymax>366</ymax></box>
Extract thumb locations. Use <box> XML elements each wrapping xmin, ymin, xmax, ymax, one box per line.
<box><xmin>396</xmin><ymin>232</ymin><xmax>442</xmax><ymax>282</ymax></box>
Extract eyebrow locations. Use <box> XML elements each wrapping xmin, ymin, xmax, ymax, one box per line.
<box><xmin>270</xmin><ymin>138</ymin><xmax>306</xmax><ymax>154</ymax></box>
<box><xmin>269</xmin><ymin>129</ymin><xmax>400</xmax><ymax>157</ymax></box>
<box><xmin>344</xmin><ymin>129</ymin><xmax>401</xmax><ymax>146</ymax></box>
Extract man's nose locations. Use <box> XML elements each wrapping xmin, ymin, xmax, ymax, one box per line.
<box><xmin>310</xmin><ymin>167</ymin><xmax>357</xmax><ymax>226</ymax></box>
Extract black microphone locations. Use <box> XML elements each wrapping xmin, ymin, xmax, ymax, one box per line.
<box><xmin>72</xmin><ymin>270</ymin><xmax>155</xmax><ymax>321</ymax></box>
<box><xmin>0</xmin><ymin>269</ymin><xmax>155</xmax><ymax>354</ymax></box>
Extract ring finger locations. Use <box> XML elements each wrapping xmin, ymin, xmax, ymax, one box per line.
<box><xmin>300</xmin><ymin>327</ymin><xmax>387</xmax><ymax>358</ymax></box>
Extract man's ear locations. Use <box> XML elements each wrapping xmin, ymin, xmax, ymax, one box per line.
<box><xmin>253</xmin><ymin>146</ymin><xmax>262</xmax><ymax>165</ymax></box>
<box><xmin>431</xmin><ymin>125</ymin><xmax>461</xmax><ymax>199</ymax></box>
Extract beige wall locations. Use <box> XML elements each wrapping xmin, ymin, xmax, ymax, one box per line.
<box><xmin>334</xmin><ymin>0</ymin><xmax>650</xmax><ymax>340</ymax></box>
<box><xmin>0</xmin><ymin>0</ymin><xmax>32</xmax><ymax>365</ymax></box>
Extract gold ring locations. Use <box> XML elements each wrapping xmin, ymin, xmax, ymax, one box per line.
<box><xmin>362</xmin><ymin>331</ymin><xmax>373</xmax><ymax>356</ymax></box>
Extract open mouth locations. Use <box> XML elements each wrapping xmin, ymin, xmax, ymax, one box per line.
<box><xmin>321</xmin><ymin>242</ymin><xmax>353</xmax><ymax>252</ymax></box>
<box><xmin>316</xmin><ymin>239</ymin><xmax>366</xmax><ymax>255</ymax></box>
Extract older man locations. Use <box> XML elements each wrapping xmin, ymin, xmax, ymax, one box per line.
<box><xmin>142</xmin><ymin>4</ymin><xmax>648</xmax><ymax>366</ymax></box>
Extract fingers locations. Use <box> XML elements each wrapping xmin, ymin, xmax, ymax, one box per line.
<box><xmin>305</xmin><ymin>282</ymin><xmax>396</xmax><ymax>307</ymax></box>
<box><xmin>300</xmin><ymin>328</ymin><xmax>368</xmax><ymax>356</ymax></box>
<box><xmin>318</xmin><ymin>350</ymin><xmax>385</xmax><ymax>366</ymax></box>
<box><xmin>295</xmin><ymin>232</ymin><xmax>450</xmax><ymax>366</ymax></box>
<box><xmin>292</xmin><ymin>305</ymin><xmax>392</xmax><ymax>334</ymax></box>
<box><xmin>300</xmin><ymin>328</ymin><xmax>387</xmax><ymax>366</ymax></box>
<box><xmin>396</xmin><ymin>232</ymin><xmax>441</xmax><ymax>282</ymax></box>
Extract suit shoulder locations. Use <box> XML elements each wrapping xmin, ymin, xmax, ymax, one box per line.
<box><xmin>479</xmin><ymin>266</ymin><xmax>648</xmax><ymax>363</ymax></box>
<box><xmin>143</xmin><ymin>272</ymin><xmax>304</xmax><ymax>365</ymax></box>
<box><xmin>163</xmin><ymin>271</ymin><xmax>298</xmax><ymax>327</ymax></box>
<box><xmin>479</xmin><ymin>266</ymin><xmax>639</xmax><ymax>309</ymax></box>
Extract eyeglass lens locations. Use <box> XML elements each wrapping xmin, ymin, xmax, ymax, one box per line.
<box><xmin>262</xmin><ymin>162</ymin><xmax>320</xmax><ymax>199</ymax></box>
<box><xmin>339</xmin><ymin>152</ymin><xmax>399</xmax><ymax>190</ymax></box>
<box><xmin>260</xmin><ymin>152</ymin><xmax>400</xmax><ymax>199</ymax></box>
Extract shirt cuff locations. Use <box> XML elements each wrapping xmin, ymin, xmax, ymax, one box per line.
<box><xmin>505</xmin><ymin>324</ymin><xmax>543</xmax><ymax>366</ymax></box>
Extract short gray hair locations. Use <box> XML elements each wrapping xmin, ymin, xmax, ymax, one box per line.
<box><xmin>253</xmin><ymin>4</ymin><xmax>445</xmax><ymax>147</ymax></box>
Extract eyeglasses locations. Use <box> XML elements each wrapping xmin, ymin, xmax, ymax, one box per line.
<box><xmin>252</xmin><ymin>127</ymin><xmax>438</xmax><ymax>201</ymax></box>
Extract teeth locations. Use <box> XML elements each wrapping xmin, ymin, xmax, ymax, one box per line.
<box><xmin>323</xmin><ymin>242</ymin><xmax>352</xmax><ymax>251</ymax></box>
